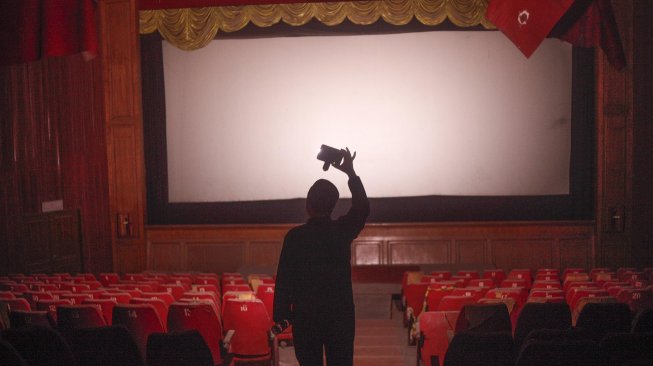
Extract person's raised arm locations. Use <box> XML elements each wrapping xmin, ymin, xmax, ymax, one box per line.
<box><xmin>332</xmin><ymin>148</ymin><xmax>370</xmax><ymax>228</ymax></box>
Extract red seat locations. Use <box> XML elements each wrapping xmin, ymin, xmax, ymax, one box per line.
<box><xmin>58</xmin><ymin>283</ymin><xmax>91</xmax><ymax>293</ymax></box>
<box><xmin>436</xmin><ymin>295</ymin><xmax>477</xmax><ymax>312</ymax></box>
<box><xmin>123</xmin><ymin>273</ymin><xmax>148</xmax><ymax>282</ymax></box>
<box><xmin>424</xmin><ymin>287</ymin><xmax>454</xmax><ymax>312</ymax></box>
<box><xmin>57</xmin><ymin>304</ymin><xmax>107</xmax><ymax>331</ymax></box>
<box><xmin>501</xmin><ymin>278</ymin><xmax>529</xmax><ymax>289</ymax></box>
<box><xmin>467</xmin><ymin>279</ymin><xmax>496</xmax><ymax>289</ymax></box>
<box><xmin>449</xmin><ymin>275</ymin><xmax>471</xmax><ymax>287</ymax></box>
<box><xmin>404</xmin><ymin>282</ymin><xmax>429</xmax><ymax>326</ymax></box>
<box><xmin>192</xmin><ymin>284</ymin><xmax>221</xmax><ymax>298</ymax></box>
<box><xmin>450</xmin><ymin>287</ymin><xmax>488</xmax><ymax>301</ymax></box>
<box><xmin>2</xmin><ymin>283</ymin><xmax>29</xmax><ymax>293</ymax></box>
<box><xmin>140</xmin><ymin>292</ymin><xmax>176</xmax><ymax>307</ymax></box>
<box><xmin>130</xmin><ymin>297</ymin><xmax>169</xmax><ymax>327</ymax></box>
<box><xmin>168</xmin><ymin>301</ymin><xmax>224</xmax><ymax>366</ymax></box>
<box><xmin>255</xmin><ymin>284</ymin><xmax>276</xmax><ymax>321</ymax></box>
<box><xmin>98</xmin><ymin>272</ymin><xmax>120</xmax><ymax>287</ymax></box>
<box><xmin>1</xmin><ymin>298</ymin><xmax>31</xmax><ymax>311</ymax></box>
<box><xmin>158</xmin><ymin>284</ymin><xmax>186</xmax><ymax>300</ymax></box>
<box><xmin>80</xmin><ymin>289</ymin><xmax>108</xmax><ymax>300</ymax></box>
<box><xmin>417</xmin><ymin>311</ymin><xmax>460</xmax><ymax>366</ymax></box>
<box><xmin>112</xmin><ymin>303</ymin><xmax>166</xmax><ymax>358</ymax></box>
<box><xmin>485</xmin><ymin>287</ymin><xmax>529</xmax><ymax>328</ymax></box>
<box><xmin>8</xmin><ymin>309</ymin><xmax>54</xmax><ymax>328</ymax></box>
<box><xmin>430</xmin><ymin>271</ymin><xmax>452</xmax><ymax>280</ymax></box>
<box><xmin>193</xmin><ymin>276</ymin><xmax>220</xmax><ymax>287</ymax></box>
<box><xmin>222</xmin><ymin>284</ymin><xmax>251</xmax><ymax>293</ymax></box>
<box><xmin>35</xmin><ymin>298</ymin><xmax>73</xmax><ymax>323</ymax></box>
<box><xmin>82</xmin><ymin>298</ymin><xmax>118</xmax><ymax>325</ymax></box>
<box><xmin>569</xmin><ymin>289</ymin><xmax>610</xmax><ymax>313</ymax></box>
<box><xmin>532</xmin><ymin>280</ymin><xmax>562</xmax><ymax>290</ymax></box>
<box><xmin>565</xmin><ymin>282</ymin><xmax>599</xmax><ymax>303</ymax></box>
<box><xmin>59</xmin><ymin>293</ymin><xmax>93</xmax><ymax>305</ymax></box>
<box><xmin>168</xmin><ymin>277</ymin><xmax>193</xmax><ymax>291</ymax></box>
<box><xmin>0</xmin><ymin>291</ymin><xmax>16</xmax><ymax>299</ymax></box>
<box><xmin>481</xmin><ymin>269</ymin><xmax>506</xmax><ymax>285</ymax></box>
<box><xmin>100</xmin><ymin>291</ymin><xmax>133</xmax><ymax>304</ymax></box>
<box><xmin>528</xmin><ymin>289</ymin><xmax>565</xmax><ymax>303</ymax></box>
<box><xmin>456</xmin><ymin>270</ymin><xmax>480</xmax><ymax>280</ymax></box>
<box><xmin>22</xmin><ymin>291</ymin><xmax>55</xmax><ymax>308</ymax></box>
<box><xmin>29</xmin><ymin>283</ymin><xmax>59</xmax><ymax>292</ymax></box>
<box><xmin>616</xmin><ymin>287</ymin><xmax>653</xmax><ymax>312</ymax></box>
<box><xmin>222</xmin><ymin>298</ymin><xmax>274</xmax><ymax>362</ymax></box>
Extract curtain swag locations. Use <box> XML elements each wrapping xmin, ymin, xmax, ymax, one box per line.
<box><xmin>139</xmin><ymin>0</ymin><xmax>495</xmax><ymax>51</ymax></box>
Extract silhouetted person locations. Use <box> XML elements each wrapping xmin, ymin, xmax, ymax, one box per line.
<box><xmin>273</xmin><ymin>148</ymin><xmax>369</xmax><ymax>366</ymax></box>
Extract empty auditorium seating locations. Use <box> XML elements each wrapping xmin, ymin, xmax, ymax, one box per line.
<box><xmin>35</xmin><ymin>298</ymin><xmax>73</xmax><ymax>324</ymax></box>
<box><xmin>2</xmin><ymin>325</ymin><xmax>76</xmax><ymax>366</ymax></box>
<box><xmin>146</xmin><ymin>330</ymin><xmax>215</xmax><ymax>366</ymax></box>
<box><xmin>417</xmin><ymin>311</ymin><xmax>460</xmax><ymax>366</ymax></box>
<box><xmin>56</xmin><ymin>304</ymin><xmax>107</xmax><ymax>332</ymax></box>
<box><xmin>222</xmin><ymin>298</ymin><xmax>275</xmax><ymax>363</ymax></box>
<box><xmin>82</xmin><ymin>298</ymin><xmax>118</xmax><ymax>325</ymax></box>
<box><xmin>112</xmin><ymin>303</ymin><xmax>166</xmax><ymax>358</ymax></box>
<box><xmin>443</xmin><ymin>331</ymin><xmax>514</xmax><ymax>366</ymax></box>
<box><xmin>481</xmin><ymin>269</ymin><xmax>506</xmax><ymax>285</ymax></box>
<box><xmin>513</xmin><ymin>302</ymin><xmax>572</xmax><ymax>349</ymax></box>
<box><xmin>130</xmin><ymin>297</ymin><xmax>169</xmax><ymax>325</ymax></box>
<box><xmin>454</xmin><ymin>303</ymin><xmax>511</xmax><ymax>334</ymax></box>
<box><xmin>167</xmin><ymin>301</ymin><xmax>224</xmax><ymax>366</ymax></box>
<box><xmin>575</xmin><ymin>302</ymin><xmax>632</xmax><ymax>341</ymax></box>
<box><xmin>9</xmin><ymin>310</ymin><xmax>54</xmax><ymax>328</ymax></box>
<box><xmin>2</xmin><ymin>298</ymin><xmax>31</xmax><ymax>312</ymax></box>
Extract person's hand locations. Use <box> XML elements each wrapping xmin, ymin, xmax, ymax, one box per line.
<box><xmin>332</xmin><ymin>147</ymin><xmax>356</xmax><ymax>177</ymax></box>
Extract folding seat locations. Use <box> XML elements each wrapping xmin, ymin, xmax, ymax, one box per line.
<box><xmin>436</xmin><ymin>295</ymin><xmax>478</xmax><ymax>312</ymax></box>
<box><xmin>35</xmin><ymin>298</ymin><xmax>73</xmax><ymax>323</ymax></box>
<box><xmin>222</xmin><ymin>283</ymin><xmax>252</xmax><ymax>293</ymax></box>
<box><xmin>100</xmin><ymin>291</ymin><xmax>133</xmax><ymax>304</ymax></box>
<box><xmin>508</xmin><ymin>269</ymin><xmax>533</xmax><ymax>288</ymax></box>
<box><xmin>467</xmin><ymin>279</ymin><xmax>496</xmax><ymax>289</ymax></box>
<box><xmin>29</xmin><ymin>283</ymin><xmax>59</xmax><ymax>292</ymax></box>
<box><xmin>140</xmin><ymin>291</ymin><xmax>176</xmax><ymax>306</ymax></box>
<box><xmin>449</xmin><ymin>275</ymin><xmax>471</xmax><ymax>287</ymax></box>
<box><xmin>481</xmin><ymin>269</ymin><xmax>506</xmax><ymax>286</ymax></box>
<box><xmin>450</xmin><ymin>287</ymin><xmax>487</xmax><ymax>301</ymax></box>
<box><xmin>0</xmin><ymin>301</ymin><xmax>9</xmax><ymax>330</ymax></box>
<box><xmin>130</xmin><ymin>297</ymin><xmax>169</xmax><ymax>326</ymax></box>
<box><xmin>49</xmin><ymin>290</ymin><xmax>73</xmax><ymax>299</ymax></box>
<box><xmin>2</xmin><ymin>324</ymin><xmax>76</xmax><ymax>366</ymax></box>
<box><xmin>158</xmin><ymin>283</ymin><xmax>187</xmax><ymax>300</ymax></box>
<box><xmin>528</xmin><ymin>289</ymin><xmax>565</xmax><ymax>303</ymax></box>
<box><xmin>192</xmin><ymin>284</ymin><xmax>221</xmax><ymax>296</ymax></box>
<box><xmin>56</xmin><ymin>304</ymin><xmax>107</xmax><ymax>332</ymax></box>
<box><xmin>417</xmin><ymin>311</ymin><xmax>460</xmax><ymax>366</ymax></box>
<box><xmin>222</xmin><ymin>290</ymin><xmax>256</xmax><ymax>306</ymax></box>
<box><xmin>534</xmin><ymin>273</ymin><xmax>560</xmax><ymax>282</ymax></box>
<box><xmin>575</xmin><ymin>302</ymin><xmax>631</xmax><ymax>341</ymax></box>
<box><xmin>514</xmin><ymin>338</ymin><xmax>600</xmax><ymax>366</ymax></box>
<box><xmin>589</xmin><ymin>267</ymin><xmax>611</xmax><ymax>279</ymax></box>
<box><xmin>221</xmin><ymin>275</ymin><xmax>246</xmax><ymax>289</ymax></box>
<box><xmin>113</xmin><ymin>283</ymin><xmax>157</xmax><ymax>293</ymax></box>
<box><xmin>606</xmin><ymin>284</ymin><xmax>632</xmax><ymax>297</ymax></box>
<box><xmin>21</xmin><ymin>290</ymin><xmax>55</xmax><ymax>308</ymax></box>
<box><xmin>2</xmin><ymin>283</ymin><xmax>29</xmax><ymax>293</ymax></box>
<box><xmin>485</xmin><ymin>287</ymin><xmax>528</xmax><ymax>328</ymax></box>
<box><xmin>81</xmin><ymin>289</ymin><xmax>107</xmax><ymax>299</ymax></box>
<box><xmin>168</xmin><ymin>301</ymin><xmax>224</xmax><ymax>366</ymax></box>
<box><xmin>454</xmin><ymin>303</ymin><xmax>511</xmax><ymax>333</ymax></box>
<box><xmin>112</xmin><ymin>303</ymin><xmax>166</xmax><ymax>358</ymax></box>
<box><xmin>536</xmin><ymin>268</ymin><xmax>559</xmax><ymax>276</ymax></box>
<box><xmin>59</xmin><ymin>293</ymin><xmax>92</xmax><ymax>305</ymax></box>
<box><xmin>65</xmin><ymin>325</ymin><xmax>145</xmax><ymax>366</ymax></box>
<box><xmin>619</xmin><ymin>270</ymin><xmax>645</xmax><ymax>282</ymax></box>
<box><xmin>80</xmin><ymin>280</ymin><xmax>103</xmax><ymax>290</ymax></box>
<box><xmin>181</xmin><ymin>291</ymin><xmax>220</xmax><ymax>307</ymax></box>
<box><xmin>562</xmin><ymin>267</ymin><xmax>587</xmax><ymax>281</ymax></box>
<box><xmin>568</xmin><ymin>288</ymin><xmax>609</xmax><ymax>315</ymax></box>
<box><xmin>168</xmin><ymin>276</ymin><xmax>193</xmax><ymax>291</ymax></box>
<box><xmin>443</xmin><ymin>331</ymin><xmax>514</xmax><ymax>366</ymax></box>
<box><xmin>83</xmin><ymin>298</ymin><xmax>118</xmax><ymax>325</ymax></box>
<box><xmin>564</xmin><ymin>281</ymin><xmax>598</xmax><ymax>301</ymax></box>
<box><xmin>58</xmin><ymin>282</ymin><xmax>91</xmax><ymax>293</ymax></box>
<box><xmin>513</xmin><ymin>302</ymin><xmax>571</xmax><ymax>349</ymax></box>
<box><xmin>98</xmin><ymin>272</ymin><xmax>120</xmax><ymax>287</ymax></box>
<box><xmin>254</xmin><ymin>284</ymin><xmax>275</xmax><ymax>318</ymax></box>
<box><xmin>631</xmin><ymin>308</ymin><xmax>653</xmax><ymax>333</ymax></box>
<box><xmin>123</xmin><ymin>273</ymin><xmax>148</xmax><ymax>282</ymax></box>
<box><xmin>76</xmin><ymin>273</ymin><xmax>97</xmax><ymax>281</ymax></box>
<box><xmin>193</xmin><ymin>276</ymin><xmax>220</xmax><ymax>287</ymax></box>
<box><xmin>456</xmin><ymin>270</ymin><xmax>480</xmax><ymax>280</ymax></box>
<box><xmin>146</xmin><ymin>330</ymin><xmax>215</xmax><ymax>366</ymax></box>
<box><xmin>424</xmin><ymin>286</ymin><xmax>455</xmax><ymax>312</ymax></box>
<box><xmin>221</xmin><ymin>298</ymin><xmax>276</xmax><ymax>364</ymax></box>
<box><xmin>403</xmin><ymin>282</ymin><xmax>429</xmax><ymax>327</ymax></box>
<box><xmin>615</xmin><ymin>287</ymin><xmax>653</xmax><ymax>313</ymax></box>
<box><xmin>401</xmin><ymin>271</ymin><xmax>423</xmax><ymax>306</ymax></box>
<box><xmin>0</xmin><ymin>291</ymin><xmax>15</xmax><ymax>299</ymax></box>
<box><xmin>1</xmin><ymin>298</ymin><xmax>31</xmax><ymax>311</ymax></box>
<box><xmin>9</xmin><ymin>310</ymin><xmax>55</xmax><ymax>328</ymax></box>
<box><xmin>599</xmin><ymin>332</ymin><xmax>653</xmax><ymax>365</ymax></box>
<box><xmin>430</xmin><ymin>270</ymin><xmax>452</xmax><ymax>280</ymax></box>
<box><xmin>531</xmin><ymin>280</ymin><xmax>562</xmax><ymax>290</ymax></box>
<box><xmin>500</xmin><ymin>278</ymin><xmax>528</xmax><ymax>289</ymax></box>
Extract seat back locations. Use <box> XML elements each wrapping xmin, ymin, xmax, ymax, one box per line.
<box><xmin>599</xmin><ymin>332</ymin><xmax>653</xmax><ymax>364</ymax></box>
<box><xmin>515</xmin><ymin>338</ymin><xmax>600</xmax><ymax>366</ymax></box>
<box><xmin>575</xmin><ymin>302</ymin><xmax>632</xmax><ymax>341</ymax></box>
<box><xmin>82</xmin><ymin>298</ymin><xmax>117</xmax><ymax>325</ymax></box>
<box><xmin>222</xmin><ymin>298</ymin><xmax>271</xmax><ymax>357</ymax></box>
<box><xmin>56</xmin><ymin>304</ymin><xmax>107</xmax><ymax>332</ymax></box>
<box><xmin>64</xmin><ymin>325</ymin><xmax>145</xmax><ymax>366</ymax></box>
<box><xmin>0</xmin><ymin>339</ymin><xmax>28</xmax><ymax>366</ymax></box>
<box><xmin>112</xmin><ymin>303</ymin><xmax>166</xmax><ymax>358</ymax></box>
<box><xmin>436</xmin><ymin>296</ymin><xmax>478</xmax><ymax>312</ymax></box>
<box><xmin>130</xmin><ymin>297</ymin><xmax>169</xmax><ymax>327</ymax></box>
<box><xmin>632</xmin><ymin>308</ymin><xmax>653</xmax><ymax>333</ymax></box>
<box><xmin>2</xmin><ymin>325</ymin><xmax>76</xmax><ymax>366</ymax></box>
<box><xmin>455</xmin><ymin>303</ymin><xmax>511</xmax><ymax>333</ymax></box>
<box><xmin>418</xmin><ymin>311</ymin><xmax>460</xmax><ymax>366</ymax></box>
<box><xmin>1</xmin><ymin>298</ymin><xmax>31</xmax><ymax>311</ymax></box>
<box><xmin>34</xmin><ymin>299</ymin><xmax>73</xmax><ymax>324</ymax></box>
<box><xmin>146</xmin><ymin>330</ymin><xmax>215</xmax><ymax>366</ymax></box>
<box><xmin>443</xmin><ymin>332</ymin><xmax>514</xmax><ymax>366</ymax></box>
<box><xmin>513</xmin><ymin>302</ymin><xmax>571</xmax><ymax>348</ymax></box>
<box><xmin>255</xmin><ymin>284</ymin><xmax>276</xmax><ymax>320</ymax></box>
<box><xmin>167</xmin><ymin>301</ymin><xmax>223</xmax><ymax>366</ymax></box>
<box><xmin>9</xmin><ymin>310</ymin><xmax>54</xmax><ymax>328</ymax></box>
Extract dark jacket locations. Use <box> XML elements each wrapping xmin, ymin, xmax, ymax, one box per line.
<box><xmin>273</xmin><ymin>176</ymin><xmax>369</xmax><ymax>324</ymax></box>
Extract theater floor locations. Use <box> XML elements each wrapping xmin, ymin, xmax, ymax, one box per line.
<box><xmin>278</xmin><ymin>283</ymin><xmax>414</xmax><ymax>366</ymax></box>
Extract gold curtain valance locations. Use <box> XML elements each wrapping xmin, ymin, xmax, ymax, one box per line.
<box><xmin>140</xmin><ymin>0</ymin><xmax>495</xmax><ymax>51</ymax></box>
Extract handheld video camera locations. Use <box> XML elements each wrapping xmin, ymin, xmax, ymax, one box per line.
<box><xmin>317</xmin><ymin>144</ymin><xmax>344</xmax><ymax>171</ymax></box>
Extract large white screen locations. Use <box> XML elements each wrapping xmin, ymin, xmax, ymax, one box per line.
<box><xmin>164</xmin><ymin>31</ymin><xmax>572</xmax><ymax>202</ymax></box>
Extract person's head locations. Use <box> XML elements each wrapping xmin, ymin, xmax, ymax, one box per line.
<box><xmin>306</xmin><ymin>179</ymin><xmax>339</xmax><ymax>217</ymax></box>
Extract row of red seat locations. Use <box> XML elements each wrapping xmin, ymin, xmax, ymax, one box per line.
<box><xmin>1</xmin><ymin>271</ymin><xmax>283</xmax><ymax>365</ymax></box>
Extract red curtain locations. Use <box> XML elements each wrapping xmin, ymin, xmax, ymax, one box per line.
<box><xmin>0</xmin><ymin>0</ymin><xmax>98</xmax><ymax>66</ymax></box>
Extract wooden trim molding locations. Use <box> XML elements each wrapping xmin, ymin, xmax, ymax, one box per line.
<box><xmin>146</xmin><ymin>221</ymin><xmax>595</xmax><ymax>274</ymax></box>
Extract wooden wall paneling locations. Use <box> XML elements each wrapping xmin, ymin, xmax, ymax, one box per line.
<box><xmin>388</xmin><ymin>240</ymin><xmax>451</xmax><ymax>265</ymax></box>
<box><xmin>247</xmin><ymin>241</ymin><xmax>283</xmax><ymax>269</ymax></box>
<box><xmin>558</xmin><ymin>238</ymin><xmax>592</xmax><ymax>271</ymax></box>
<box><xmin>595</xmin><ymin>1</ymin><xmax>634</xmax><ymax>268</ymax></box>
<box><xmin>99</xmin><ymin>0</ymin><xmax>147</xmax><ymax>272</ymax></box>
<box><xmin>22</xmin><ymin>214</ymin><xmax>51</xmax><ymax>273</ymax></box>
<box><xmin>148</xmin><ymin>241</ymin><xmax>184</xmax><ymax>272</ymax></box>
<box><xmin>186</xmin><ymin>242</ymin><xmax>245</xmax><ymax>274</ymax></box>
<box><xmin>352</xmin><ymin>240</ymin><xmax>384</xmax><ymax>265</ymax></box>
<box><xmin>491</xmin><ymin>240</ymin><xmax>555</xmax><ymax>272</ymax></box>
<box><xmin>455</xmin><ymin>239</ymin><xmax>488</xmax><ymax>265</ymax></box>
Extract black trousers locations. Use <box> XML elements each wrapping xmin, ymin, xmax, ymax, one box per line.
<box><xmin>291</xmin><ymin>310</ymin><xmax>355</xmax><ymax>366</ymax></box>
